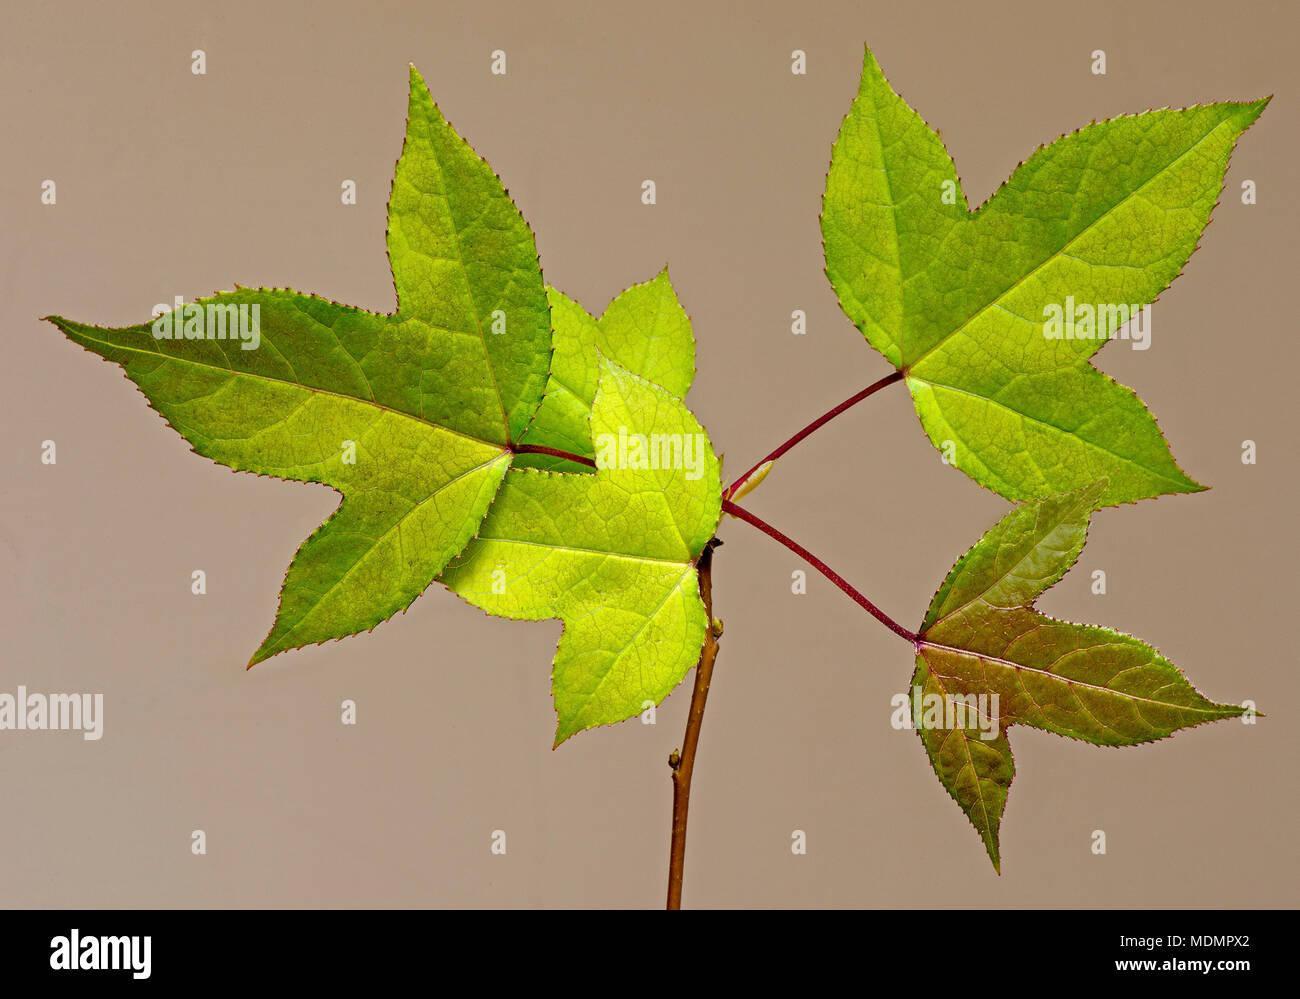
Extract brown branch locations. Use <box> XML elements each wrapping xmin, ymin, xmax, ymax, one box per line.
<box><xmin>667</xmin><ymin>538</ymin><xmax>723</xmax><ymax>910</ymax></box>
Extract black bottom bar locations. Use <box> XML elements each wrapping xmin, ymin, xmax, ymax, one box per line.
<box><xmin>0</xmin><ymin>908</ymin><xmax>1284</xmax><ymax>985</ymax></box>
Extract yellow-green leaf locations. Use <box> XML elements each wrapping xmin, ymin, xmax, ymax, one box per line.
<box><xmin>441</xmin><ymin>361</ymin><xmax>721</xmax><ymax>744</ymax></box>
<box><xmin>46</xmin><ymin>67</ymin><xmax>551</xmax><ymax>664</ymax></box>
<box><xmin>514</xmin><ymin>269</ymin><xmax>696</xmax><ymax>472</ymax></box>
<box><xmin>823</xmin><ymin>46</ymin><xmax>1268</xmax><ymax>506</ymax></box>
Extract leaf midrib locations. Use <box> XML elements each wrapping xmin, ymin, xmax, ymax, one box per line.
<box><xmin>903</xmin><ymin>111</ymin><xmax>1246</xmax><ymax>373</ymax></box>
<box><xmin>61</xmin><ymin>322</ymin><xmax>510</xmax><ymax>456</ymax></box>
<box><xmin>916</xmin><ymin>662</ymin><xmax>1003</xmax><ymax>860</ymax></box>
<box><xmin>261</xmin><ymin>451</ymin><xmax>510</xmax><ymax>658</ymax></box>
<box><xmin>473</xmin><ymin>535</ymin><xmax>693</xmax><ymax>567</ymax></box>
<box><xmin>926</xmin><ymin>498</ymin><xmax>1088</xmax><ymax>629</ymax></box>
<box><xmin>413</xmin><ymin>114</ymin><xmax>514</xmax><ymax>443</ymax></box>
<box><xmin>868</xmin><ymin>76</ymin><xmax>907</xmax><ymax>358</ymax></box>
<box><xmin>560</xmin><ymin>565</ymin><xmax>697</xmax><ymax>733</ymax></box>
<box><xmin>910</xmin><ymin>376</ymin><xmax>1194</xmax><ymax>489</ymax></box>
<box><xmin>916</xmin><ymin>637</ymin><xmax>1235</xmax><ymax>717</ymax></box>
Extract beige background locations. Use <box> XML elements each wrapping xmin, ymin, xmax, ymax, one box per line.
<box><xmin>1</xmin><ymin>0</ymin><xmax>1296</xmax><ymax>908</ymax></box>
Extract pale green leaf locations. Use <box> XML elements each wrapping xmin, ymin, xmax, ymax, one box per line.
<box><xmin>514</xmin><ymin>269</ymin><xmax>696</xmax><ymax>471</ymax></box>
<box><xmin>441</xmin><ymin>361</ymin><xmax>721</xmax><ymax>744</ymax></box>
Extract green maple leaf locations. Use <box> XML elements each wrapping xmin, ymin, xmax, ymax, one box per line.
<box><xmin>822</xmin><ymin>47</ymin><xmax>1268</xmax><ymax>506</ymax></box>
<box><xmin>45</xmin><ymin>66</ymin><xmax>552</xmax><ymax>665</ymax></box>
<box><xmin>912</xmin><ymin>481</ymin><xmax>1250</xmax><ymax>870</ymax></box>
<box><xmin>441</xmin><ymin>357</ymin><xmax>720</xmax><ymax>746</ymax></box>
<box><xmin>514</xmin><ymin>269</ymin><xmax>696</xmax><ymax>472</ymax></box>
<box><xmin>440</xmin><ymin>274</ymin><xmax>710</xmax><ymax>745</ymax></box>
